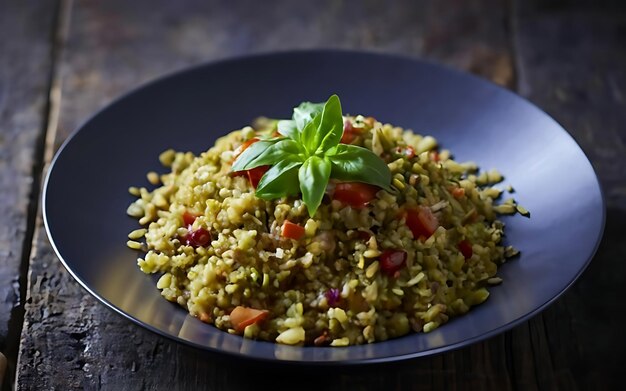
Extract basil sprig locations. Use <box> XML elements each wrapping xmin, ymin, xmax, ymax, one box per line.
<box><xmin>232</xmin><ymin>95</ymin><xmax>391</xmax><ymax>216</ymax></box>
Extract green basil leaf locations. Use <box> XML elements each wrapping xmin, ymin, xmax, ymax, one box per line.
<box><xmin>325</xmin><ymin>145</ymin><xmax>339</xmax><ymax>156</ymax></box>
<box><xmin>329</xmin><ymin>144</ymin><xmax>392</xmax><ymax>190</ymax></box>
<box><xmin>231</xmin><ymin>139</ymin><xmax>281</xmax><ymax>172</ymax></box>
<box><xmin>300</xmin><ymin>95</ymin><xmax>343</xmax><ymax>155</ymax></box>
<box><xmin>314</xmin><ymin>94</ymin><xmax>344</xmax><ymax>153</ymax></box>
<box><xmin>239</xmin><ymin>139</ymin><xmax>303</xmax><ymax>170</ymax></box>
<box><xmin>299</xmin><ymin>113</ymin><xmax>322</xmax><ymax>154</ymax></box>
<box><xmin>255</xmin><ymin>160</ymin><xmax>302</xmax><ymax>199</ymax></box>
<box><xmin>299</xmin><ymin>156</ymin><xmax>332</xmax><ymax>217</ymax></box>
<box><xmin>293</xmin><ymin>101</ymin><xmax>324</xmax><ymax>130</ymax></box>
<box><xmin>277</xmin><ymin>120</ymin><xmax>300</xmax><ymax>141</ymax></box>
<box><xmin>232</xmin><ymin>95</ymin><xmax>392</xmax><ymax>214</ymax></box>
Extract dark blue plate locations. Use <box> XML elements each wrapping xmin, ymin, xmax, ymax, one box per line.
<box><xmin>43</xmin><ymin>50</ymin><xmax>605</xmax><ymax>364</ymax></box>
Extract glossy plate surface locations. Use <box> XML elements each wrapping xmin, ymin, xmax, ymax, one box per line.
<box><xmin>43</xmin><ymin>50</ymin><xmax>605</xmax><ymax>364</ymax></box>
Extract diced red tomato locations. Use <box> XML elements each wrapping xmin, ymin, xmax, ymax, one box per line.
<box><xmin>451</xmin><ymin>187</ymin><xmax>465</xmax><ymax>199</ymax></box>
<box><xmin>379</xmin><ymin>249</ymin><xmax>407</xmax><ymax>276</ymax></box>
<box><xmin>230</xmin><ymin>170</ymin><xmax>248</xmax><ymax>178</ymax></box>
<box><xmin>230</xmin><ymin>138</ymin><xmax>269</xmax><ymax>188</ymax></box>
<box><xmin>314</xmin><ymin>330</ymin><xmax>331</xmax><ymax>346</ymax></box>
<box><xmin>189</xmin><ymin>228</ymin><xmax>211</xmax><ymax>247</ymax></box>
<box><xmin>182</xmin><ymin>211</ymin><xmax>197</xmax><ymax>226</ymax></box>
<box><xmin>340</xmin><ymin>131</ymin><xmax>357</xmax><ymax>144</ymax></box>
<box><xmin>340</xmin><ymin>117</ymin><xmax>377</xmax><ymax>143</ymax></box>
<box><xmin>430</xmin><ymin>150</ymin><xmax>440</xmax><ymax>162</ymax></box>
<box><xmin>332</xmin><ymin>182</ymin><xmax>379</xmax><ymax>208</ymax></box>
<box><xmin>281</xmin><ymin>220</ymin><xmax>305</xmax><ymax>240</ymax></box>
<box><xmin>340</xmin><ymin>119</ymin><xmax>360</xmax><ymax>144</ymax></box>
<box><xmin>230</xmin><ymin>138</ymin><xmax>271</xmax><ymax>188</ymax></box>
<box><xmin>229</xmin><ymin>306</ymin><xmax>269</xmax><ymax>333</ymax></box>
<box><xmin>182</xmin><ymin>227</ymin><xmax>211</xmax><ymax>248</ymax></box>
<box><xmin>246</xmin><ymin>165</ymin><xmax>269</xmax><ymax>188</ymax></box>
<box><xmin>405</xmin><ymin>207</ymin><xmax>439</xmax><ymax>240</ymax></box>
<box><xmin>458</xmin><ymin>240</ymin><xmax>473</xmax><ymax>260</ymax></box>
<box><xmin>231</xmin><ymin>138</ymin><xmax>269</xmax><ymax>187</ymax></box>
<box><xmin>180</xmin><ymin>211</ymin><xmax>210</xmax><ymax>248</ymax></box>
<box><xmin>233</xmin><ymin>137</ymin><xmax>259</xmax><ymax>159</ymax></box>
<box><xmin>356</xmin><ymin>230</ymin><xmax>372</xmax><ymax>241</ymax></box>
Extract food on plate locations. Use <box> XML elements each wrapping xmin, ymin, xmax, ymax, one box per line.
<box><xmin>126</xmin><ymin>95</ymin><xmax>527</xmax><ymax>346</ymax></box>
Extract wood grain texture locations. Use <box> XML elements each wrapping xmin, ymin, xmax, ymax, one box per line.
<box><xmin>14</xmin><ymin>0</ymin><xmax>625</xmax><ymax>389</ymax></box>
<box><xmin>514</xmin><ymin>1</ymin><xmax>626</xmax><ymax>389</ymax></box>
<box><xmin>515</xmin><ymin>0</ymin><xmax>626</xmax><ymax>209</ymax></box>
<box><xmin>0</xmin><ymin>0</ymin><xmax>58</xmax><ymax>388</ymax></box>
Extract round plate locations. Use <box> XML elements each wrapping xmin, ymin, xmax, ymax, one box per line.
<box><xmin>43</xmin><ymin>50</ymin><xmax>605</xmax><ymax>364</ymax></box>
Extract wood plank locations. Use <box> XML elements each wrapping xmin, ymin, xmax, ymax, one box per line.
<box><xmin>16</xmin><ymin>0</ymin><xmax>520</xmax><ymax>389</ymax></box>
<box><xmin>515</xmin><ymin>0</ymin><xmax>626</xmax><ymax>209</ymax></box>
<box><xmin>513</xmin><ymin>0</ymin><xmax>626</xmax><ymax>389</ymax></box>
<box><xmin>0</xmin><ymin>0</ymin><xmax>59</xmax><ymax>388</ymax></box>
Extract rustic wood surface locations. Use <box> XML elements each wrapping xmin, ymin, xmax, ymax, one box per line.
<box><xmin>514</xmin><ymin>1</ymin><xmax>626</xmax><ymax>388</ymax></box>
<box><xmin>0</xmin><ymin>0</ymin><xmax>623</xmax><ymax>389</ymax></box>
<box><xmin>0</xmin><ymin>1</ymin><xmax>59</xmax><ymax>388</ymax></box>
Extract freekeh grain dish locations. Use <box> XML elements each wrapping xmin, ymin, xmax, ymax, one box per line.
<box><xmin>126</xmin><ymin>95</ymin><xmax>527</xmax><ymax>347</ymax></box>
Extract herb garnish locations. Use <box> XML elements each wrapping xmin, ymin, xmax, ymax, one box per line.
<box><xmin>231</xmin><ymin>95</ymin><xmax>391</xmax><ymax>216</ymax></box>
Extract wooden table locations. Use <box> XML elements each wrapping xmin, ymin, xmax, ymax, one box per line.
<box><xmin>1</xmin><ymin>0</ymin><xmax>624</xmax><ymax>389</ymax></box>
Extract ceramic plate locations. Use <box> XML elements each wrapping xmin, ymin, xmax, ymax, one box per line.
<box><xmin>43</xmin><ymin>50</ymin><xmax>605</xmax><ymax>364</ymax></box>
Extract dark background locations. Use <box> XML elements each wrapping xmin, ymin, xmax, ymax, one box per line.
<box><xmin>0</xmin><ymin>0</ymin><xmax>624</xmax><ymax>389</ymax></box>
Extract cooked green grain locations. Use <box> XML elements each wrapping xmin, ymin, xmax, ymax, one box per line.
<box><xmin>365</xmin><ymin>261</ymin><xmax>379</xmax><ymax>278</ymax></box>
<box><xmin>128</xmin><ymin>228</ymin><xmax>147</xmax><ymax>240</ymax></box>
<box><xmin>516</xmin><ymin>205</ymin><xmax>530</xmax><ymax>217</ymax></box>
<box><xmin>126</xmin><ymin>240</ymin><xmax>143</xmax><ymax>250</ymax></box>
<box><xmin>159</xmin><ymin>149</ymin><xmax>176</xmax><ymax>167</ymax></box>
<box><xmin>363</xmin><ymin>249</ymin><xmax>381</xmax><ymax>259</ymax></box>
<box><xmin>423</xmin><ymin>321</ymin><xmax>439</xmax><ymax>333</ymax></box>
<box><xmin>127</xmin><ymin>115</ymin><xmax>525</xmax><ymax>347</ymax></box>
<box><xmin>147</xmin><ymin>171</ymin><xmax>160</xmax><ymax>185</ymax></box>
<box><xmin>493</xmin><ymin>204</ymin><xmax>517</xmax><ymax>214</ymax></box>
